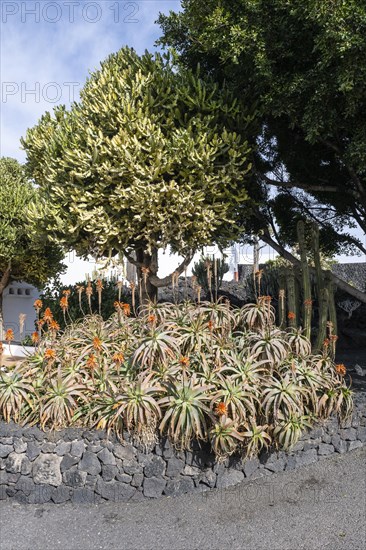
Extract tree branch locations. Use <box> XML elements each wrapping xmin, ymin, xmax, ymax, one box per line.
<box><xmin>123</xmin><ymin>250</ymin><xmax>143</xmax><ymax>269</ymax></box>
<box><xmin>0</xmin><ymin>263</ymin><xmax>12</xmax><ymax>295</ymax></box>
<box><xmin>150</xmin><ymin>252</ymin><xmax>195</xmax><ymax>288</ymax></box>
<box><xmin>260</xmin><ymin>173</ymin><xmax>361</xmax><ymax>200</ymax></box>
<box><xmin>261</xmin><ymin>229</ymin><xmax>366</xmax><ymax>304</ymax></box>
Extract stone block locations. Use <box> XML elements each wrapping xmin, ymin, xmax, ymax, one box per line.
<box><xmin>63</xmin><ymin>468</ymin><xmax>87</xmax><ymax>487</ymax></box>
<box><xmin>182</xmin><ymin>464</ymin><xmax>201</xmax><ymax>476</ymax></box>
<box><xmin>164</xmin><ymin>477</ymin><xmax>195</xmax><ymax>497</ymax></box>
<box><xmin>41</xmin><ymin>442</ymin><xmax>56</xmax><ymax>453</ymax></box>
<box><xmin>70</xmin><ymin>440</ymin><xmax>85</xmax><ymax>458</ymax></box>
<box><xmin>5</xmin><ymin>452</ymin><xmax>25</xmax><ymax>474</ymax></box>
<box><xmin>216</xmin><ymin>469</ymin><xmax>244</xmax><ymax>489</ymax></box>
<box><xmin>131</xmin><ymin>473</ymin><xmax>144</xmax><ymax>488</ymax></box>
<box><xmin>97</xmin><ymin>448</ymin><xmax>116</xmax><ymax>465</ymax></box>
<box><xmin>96</xmin><ymin>478</ymin><xmax>136</xmax><ymax>501</ymax></box>
<box><xmin>60</xmin><ymin>453</ymin><xmax>79</xmax><ymax>472</ymax></box>
<box><xmin>27</xmin><ymin>485</ymin><xmax>53</xmax><ymax>504</ymax></box>
<box><xmin>33</xmin><ymin>454</ymin><xmax>62</xmax><ymax>486</ymax></box>
<box><xmin>55</xmin><ymin>441</ymin><xmax>71</xmax><ymax>456</ymax></box>
<box><xmin>165</xmin><ymin>457</ymin><xmax>184</xmax><ymax>478</ymax></box>
<box><xmin>78</xmin><ymin>452</ymin><xmax>101</xmax><ymax>475</ymax></box>
<box><xmin>102</xmin><ymin>464</ymin><xmax>118</xmax><ymax>481</ymax></box>
<box><xmin>116</xmin><ymin>473</ymin><xmax>132</xmax><ymax>484</ymax></box>
<box><xmin>71</xmin><ymin>488</ymin><xmax>99</xmax><ymax>504</ymax></box>
<box><xmin>26</xmin><ymin>441</ymin><xmax>41</xmax><ymax>461</ymax></box>
<box><xmin>264</xmin><ymin>457</ymin><xmax>286</xmax><ymax>473</ymax></box>
<box><xmin>113</xmin><ymin>444</ymin><xmax>136</xmax><ymax>461</ymax></box>
<box><xmin>123</xmin><ymin>459</ymin><xmax>142</xmax><ymax>476</ymax></box>
<box><xmin>14</xmin><ymin>476</ymin><xmax>35</xmax><ymax>495</ymax></box>
<box><xmin>198</xmin><ymin>469</ymin><xmax>216</xmax><ymax>488</ymax></box>
<box><xmin>243</xmin><ymin>457</ymin><xmax>260</xmax><ymax>478</ymax></box>
<box><xmin>0</xmin><ymin>444</ymin><xmax>13</xmax><ymax>458</ymax></box>
<box><xmin>340</xmin><ymin>428</ymin><xmax>357</xmax><ymax>441</ymax></box>
<box><xmin>318</xmin><ymin>443</ymin><xmax>334</xmax><ymax>456</ymax></box>
<box><xmin>143</xmin><ymin>476</ymin><xmax>166</xmax><ymax>498</ymax></box>
<box><xmin>52</xmin><ymin>486</ymin><xmax>71</xmax><ymax>503</ymax></box>
<box><xmin>144</xmin><ymin>456</ymin><xmax>166</xmax><ymax>478</ymax></box>
<box><xmin>294</xmin><ymin>449</ymin><xmax>318</xmax><ymax>467</ymax></box>
<box><xmin>13</xmin><ymin>438</ymin><xmax>27</xmax><ymax>453</ymax></box>
<box><xmin>357</xmin><ymin>427</ymin><xmax>366</xmax><ymax>442</ymax></box>
<box><xmin>348</xmin><ymin>440</ymin><xmax>363</xmax><ymax>451</ymax></box>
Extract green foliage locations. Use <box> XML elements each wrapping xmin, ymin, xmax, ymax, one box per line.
<box><xmin>0</xmin><ymin>157</ymin><xmax>65</xmax><ymax>292</ymax></box>
<box><xmin>0</xmin><ymin>298</ymin><xmax>352</xmax><ymax>459</ymax></box>
<box><xmin>22</xmin><ymin>48</ymin><xmax>253</xmax><ymax>284</ymax></box>
<box><xmin>192</xmin><ymin>255</ymin><xmax>229</xmax><ymax>296</ymax></box>
<box><xmin>158</xmin><ymin>0</ymin><xmax>366</xmax><ymax>253</ymax></box>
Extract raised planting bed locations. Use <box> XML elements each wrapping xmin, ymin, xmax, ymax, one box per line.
<box><xmin>0</xmin><ymin>391</ymin><xmax>365</xmax><ymax>504</ymax></box>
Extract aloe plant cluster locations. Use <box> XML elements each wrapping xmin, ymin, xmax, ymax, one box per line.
<box><xmin>0</xmin><ymin>298</ymin><xmax>352</xmax><ymax>460</ymax></box>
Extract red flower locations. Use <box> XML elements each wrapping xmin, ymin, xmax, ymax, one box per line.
<box><xmin>179</xmin><ymin>356</ymin><xmax>190</xmax><ymax>368</ymax></box>
<box><xmin>60</xmin><ymin>296</ymin><xmax>68</xmax><ymax>312</ymax></box>
<box><xmin>43</xmin><ymin>308</ymin><xmax>53</xmax><ymax>323</ymax></box>
<box><xmin>44</xmin><ymin>349</ymin><xmax>56</xmax><ymax>361</ymax></box>
<box><xmin>50</xmin><ymin>320</ymin><xmax>60</xmax><ymax>332</ymax></box>
<box><xmin>5</xmin><ymin>329</ymin><xmax>14</xmax><ymax>342</ymax></box>
<box><xmin>113</xmin><ymin>352</ymin><xmax>124</xmax><ymax>365</ymax></box>
<box><xmin>93</xmin><ymin>337</ymin><xmax>102</xmax><ymax>351</ymax></box>
<box><xmin>87</xmin><ymin>354</ymin><xmax>97</xmax><ymax>369</ymax></box>
<box><xmin>33</xmin><ymin>299</ymin><xmax>43</xmax><ymax>311</ymax></box>
<box><xmin>122</xmin><ymin>303</ymin><xmax>131</xmax><ymax>317</ymax></box>
<box><xmin>335</xmin><ymin>363</ymin><xmax>346</xmax><ymax>376</ymax></box>
<box><xmin>215</xmin><ymin>402</ymin><xmax>228</xmax><ymax>417</ymax></box>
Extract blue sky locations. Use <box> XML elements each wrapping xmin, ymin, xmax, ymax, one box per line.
<box><xmin>1</xmin><ymin>1</ymin><xmax>180</xmax><ymax>160</ymax></box>
<box><xmin>1</xmin><ymin>1</ymin><xmax>364</xmax><ymax>283</ymax></box>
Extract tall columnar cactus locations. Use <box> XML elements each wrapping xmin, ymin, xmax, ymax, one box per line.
<box><xmin>325</xmin><ymin>269</ymin><xmax>338</xmax><ymax>351</ymax></box>
<box><xmin>278</xmin><ymin>268</ymin><xmax>286</xmax><ymax>329</ymax></box>
<box><xmin>312</xmin><ymin>224</ymin><xmax>330</xmax><ymax>351</ymax></box>
<box><xmin>297</xmin><ymin>221</ymin><xmax>312</xmax><ymax>340</ymax></box>
<box><xmin>286</xmin><ymin>267</ymin><xmax>298</xmax><ymax>328</ymax></box>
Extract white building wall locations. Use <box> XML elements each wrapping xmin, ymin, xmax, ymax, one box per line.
<box><xmin>2</xmin><ymin>282</ymin><xmax>39</xmax><ymax>342</ymax></box>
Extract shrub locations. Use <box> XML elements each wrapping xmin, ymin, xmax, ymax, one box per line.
<box><xmin>40</xmin><ymin>277</ymin><xmax>132</xmax><ymax>330</ymax></box>
<box><xmin>0</xmin><ymin>298</ymin><xmax>353</xmax><ymax>460</ymax></box>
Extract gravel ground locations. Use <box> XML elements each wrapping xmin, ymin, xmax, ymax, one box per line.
<box><xmin>1</xmin><ymin>447</ymin><xmax>365</xmax><ymax>550</ymax></box>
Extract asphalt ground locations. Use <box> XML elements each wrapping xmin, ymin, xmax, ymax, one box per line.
<box><xmin>1</xmin><ymin>447</ymin><xmax>365</xmax><ymax>550</ymax></box>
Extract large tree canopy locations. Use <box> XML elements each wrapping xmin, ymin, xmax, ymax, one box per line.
<box><xmin>0</xmin><ymin>157</ymin><xmax>66</xmax><ymax>324</ymax></box>
<box><xmin>158</xmin><ymin>0</ymin><xmax>366</xmax><ymax>301</ymax></box>
<box><xmin>22</xmin><ymin>47</ymin><xmax>253</xmax><ymax>301</ymax></box>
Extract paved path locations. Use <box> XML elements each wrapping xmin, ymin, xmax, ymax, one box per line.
<box><xmin>1</xmin><ymin>448</ymin><xmax>365</xmax><ymax>550</ymax></box>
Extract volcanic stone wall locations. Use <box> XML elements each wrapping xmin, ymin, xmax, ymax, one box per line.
<box><xmin>0</xmin><ymin>393</ymin><xmax>365</xmax><ymax>504</ymax></box>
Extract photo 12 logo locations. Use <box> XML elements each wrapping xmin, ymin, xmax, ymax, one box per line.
<box><xmin>1</xmin><ymin>2</ymin><xmax>139</xmax><ymax>24</ymax></box>
<box><xmin>1</xmin><ymin>81</ymin><xmax>80</xmax><ymax>104</ymax></box>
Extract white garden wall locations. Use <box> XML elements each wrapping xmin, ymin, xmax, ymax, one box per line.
<box><xmin>2</xmin><ymin>282</ymin><xmax>39</xmax><ymax>342</ymax></box>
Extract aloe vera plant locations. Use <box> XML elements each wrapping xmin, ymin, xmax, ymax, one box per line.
<box><xmin>0</xmin><ymin>296</ymin><xmax>352</xmax><ymax>459</ymax></box>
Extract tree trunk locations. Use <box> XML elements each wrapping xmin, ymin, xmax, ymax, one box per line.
<box><xmin>124</xmin><ymin>247</ymin><xmax>194</xmax><ymax>308</ymax></box>
<box><xmin>0</xmin><ymin>265</ymin><xmax>11</xmax><ymax>339</ymax></box>
<box><xmin>136</xmin><ymin>248</ymin><xmax>159</xmax><ymax>305</ymax></box>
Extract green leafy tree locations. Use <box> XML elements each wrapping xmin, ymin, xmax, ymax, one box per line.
<box><xmin>157</xmin><ymin>0</ymin><xmax>366</xmax><ymax>303</ymax></box>
<box><xmin>0</xmin><ymin>157</ymin><xmax>66</xmax><ymax>329</ymax></box>
<box><xmin>22</xmin><ymin>47</ymin><xmax>253</xmax><ymax>302</ymax></box>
